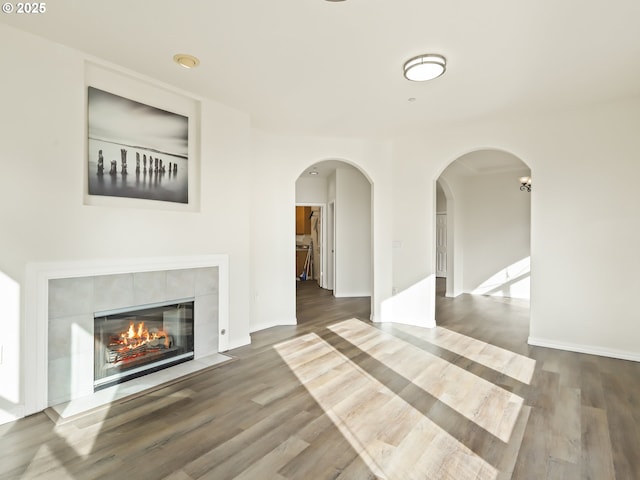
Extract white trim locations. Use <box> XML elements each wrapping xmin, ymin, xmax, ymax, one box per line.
<box><xmin>24</xmin><ymin>254</ymin><xmax>229</xmax><ymax>415</ymax></box>
<box><xmin>333</xmin><ymin>292</ymin><xmax>372</xmax><ymax>298</ymax></box>
<box><xmin>227</xmin><ymin>336</ymin><xmax>252</xmax><ymax>351</ymax></box>
<box><xmin>528</xmin><ymin>337</ymin><xmax>640</xmax><ymax>363</ymax></box>
<box><xmin>250</xmin><ymin>318</ymin><xmax>297</xmax><ymax>334</ymax></box>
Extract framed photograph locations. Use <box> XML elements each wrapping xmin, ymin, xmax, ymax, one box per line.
<box><xmin>87</xmin><ymin>86</ymin><xmax>189</xmax><ymax>204</ymax></box>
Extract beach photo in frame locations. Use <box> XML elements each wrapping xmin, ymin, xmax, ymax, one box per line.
<box><xmin>87</xmin><ymin>86</ymin><xmax>189</xmax><ymax>204</ymax></box>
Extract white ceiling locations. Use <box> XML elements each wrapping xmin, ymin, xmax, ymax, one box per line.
<box><xmin>3</xmin><ymin>1</ymin><xmax>640</xmax><ymax>138</ymax></box>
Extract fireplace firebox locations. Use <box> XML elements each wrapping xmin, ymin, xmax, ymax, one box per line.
<box><xmin>94</xmin><ymin>299</ymin><xmax>195</xmax><ymax>390</ymax></box>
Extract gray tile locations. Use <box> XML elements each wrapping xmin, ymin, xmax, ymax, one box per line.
<box><xmin>46</xmin><ymin>266</ymin><xmax>222</xmax><ymax>405</ymax></box>
<box><xmin>48</xmin><ymin>351</ymin><xmax>94</xmax><ymax>405</ymax></box>
<box><xmin>48</xmin><ymin>314</ymin><xmax>93</xmax><ymax>362</ymax></box>
<box><xmin>93</xmin><ymin>274</ymin><xmax>134</xmax><ymax>312</ymax></box>
<box><xmin>195</xmin><ymin>267</ymin><xmax>219</xmax><ymax>296</ymax></box>
<box><xmin>49</xmin><ymin>277</ymin><xmax>93</xmax><ymax>319</ymax></box>
<box><xmin>133</xmin><ymin>271</ymin><xmax>167</xmax><ymax>305</ymax></box>
<box><xmin>194</xmin><ymin>293</ymin><xmax>219</xmax><ymax>357</ymax></box>
<box><xmin>166</xmin><ymin>269</ymin><xmax>196</xmax><ymax>299</ymax></box>
<box><xmin>48</xmin><ymin>356</ymin><xmax>72</xmax><ymax>405</ymax></box>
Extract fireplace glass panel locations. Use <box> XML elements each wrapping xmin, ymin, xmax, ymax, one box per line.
<box><xmin>94</xmin><ymin>299</ymin><xmax>194</xmax><ymax>390</ymax></box>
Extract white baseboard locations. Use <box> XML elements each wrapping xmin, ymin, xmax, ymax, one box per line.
<box><xmin>528</xmin><ymin>337</ymin><xmax>640</xmax><ymax>363</ymax></box>
<box><xmin>226</xmin><ymin>335</ymin><xmax>252</xmax><ymax>351</ymax></box>
<box><xmin>333</xmin><ymin>292</ymin><xmax>372</xmax><ymax>298</ymax></box>
<box><xmin>249</xmin><ymin>318</ymin><xmax>297</xmax><ymax>334</ymax></box>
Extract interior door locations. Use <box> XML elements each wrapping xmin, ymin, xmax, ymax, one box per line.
<box><xmin>436</xmin><ymin>213</ymin><xmax>447</xmax><ymax>277</ymax></box>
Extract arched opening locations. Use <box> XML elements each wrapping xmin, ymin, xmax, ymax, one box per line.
<box><xmin>435</xmin><ymin>149</ymin><xmax>532</xmax><ymax>313</ymax></box>
<box><xmin>295</xmin><ymin>159</ymin><xmax>374</xmax><ymax>323</ymax></box>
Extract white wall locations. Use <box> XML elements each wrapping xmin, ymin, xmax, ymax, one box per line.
<box><xmin>335</xmin><ymin>167</ymin><xmax>372</xmax><ymax>297</ymax></box>
<box><xmin>440</xmin><ymin>166</ymin><xmax>531</xmax><ymax>299</ymax></box>
<box><xmin>383</xmin><ymin>139</ymin><xmax>438</xmax><ymax>328</ymax></box>
<box><xmin>295</xmin><ymin>176</ymin><xmax>328</xmax><ymax>204</ymax></box>
<box><xmin>461</xmin><ymin>170</ymin><xmax>530</xmax><ymax>298</ymax></box>
<box><xmin>392</xmin><ymin>95</ymin><xmax>640</xmax><ymax>361</ymax></box>
<box><xmin>0</xmin><ymin>24</ymin><xmax>253</xmax><ymax>422</ymax></box>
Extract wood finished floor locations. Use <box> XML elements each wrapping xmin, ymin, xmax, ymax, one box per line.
<box><xmin>1</xmin><ymin>280</ymin><xmax>639</xmax><ymax>479</ymax></box>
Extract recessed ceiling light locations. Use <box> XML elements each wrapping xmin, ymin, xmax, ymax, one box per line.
<box><xmin>403</xmin><ymin>54</ymin><xmax>446</xmax><ymax>81</ymax></box>
<box><xmin>173</xmin><ymin>53</ymin><xmax>200</xmax><ymax>69</ymax></box>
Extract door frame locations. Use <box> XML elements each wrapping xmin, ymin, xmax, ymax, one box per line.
<box><xmin>327</xmin><ymin>200</ymin><xmax>335</xmax><ymax>292</ymax></box>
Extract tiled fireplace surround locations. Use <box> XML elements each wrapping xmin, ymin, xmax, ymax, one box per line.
<box><xmin>26</xmin><ymin>255</ymin><xmax>230</xmax><ymax>420</ymax></box>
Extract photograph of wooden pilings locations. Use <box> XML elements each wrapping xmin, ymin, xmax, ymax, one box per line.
<box><xmin>87</xmin><ymin>86</ymin><xmax>189</xmax><ymax>204</ymax></box>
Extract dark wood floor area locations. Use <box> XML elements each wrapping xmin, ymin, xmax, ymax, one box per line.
<box><xmin>1</xmin><ymin>280</ymin><xmax>639</xmax><ymax>479</ymax></box>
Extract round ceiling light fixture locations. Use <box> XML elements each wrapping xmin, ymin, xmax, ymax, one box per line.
<box><xmin>173</xmin><ymin>53</ymin><xmax>200</xmax><ymax>69</ymax></box>
<box><xmin>403</xmin><ymin>54</ymin><xmax>446</xmax><ymax>82</ymax></box>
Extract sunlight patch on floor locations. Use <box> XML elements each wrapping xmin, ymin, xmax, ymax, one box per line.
<box><xmin>275</xmin><ymin>331</ymin><xmax>498</xmax><ymax>480</ymax></box>
<box><xmin>329</xmin><ymin>319</ymin><xmax>524</xmax><ymax>443</ymax></box>
<box><xmin>391</xmin><ymin>324</ymin><xmax>536</xmax><ymax>384</ymax></box>
<box><xmin>21</xmin><ymin>443</ymin><xmax>68</xmax><ymax>478</ymax></box>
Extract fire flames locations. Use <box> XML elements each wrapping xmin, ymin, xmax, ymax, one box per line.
<box><xmin>107</xmin><ymin>321</ymin><xmax>171</xmax><ymax>364</ymax></box>
<box><xmin>119</xmin><ymin>321</ymin><xmax>170</xmax><ymax>349</ymax></box>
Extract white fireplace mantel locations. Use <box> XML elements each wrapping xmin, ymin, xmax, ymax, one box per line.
<box><xmin>25</xmin><ymin>254</ymin><xmax>229</xmax><ymax>416</ymax></box>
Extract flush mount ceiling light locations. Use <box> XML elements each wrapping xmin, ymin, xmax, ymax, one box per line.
<box><xmin>309</xmin><ymin>167</ymin><xmax>319</xmax><ymax>175</ymax></box>
<box><xmin>403</xmin><ymin>54</ymin><xmax>446</xmax><ymax>82</ymax></box>
<box><xmin>173</xmin><ymin>53</ymin><xmax>200</xmax><ymax>69</ymax></box>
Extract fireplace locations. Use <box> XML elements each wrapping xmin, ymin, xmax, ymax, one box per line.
<box><xmin>94</xmin><ymin>299</ymin><xmax>195</xmax><ymax>390</ymax></box>
<box><xmin>31</xmin><ymin>257</ymin><xmax>229</xmax><ymax>417</ymax></box>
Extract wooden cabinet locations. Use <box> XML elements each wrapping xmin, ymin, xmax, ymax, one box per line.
<box><xmin>296</xmin><ymin>206</ymin><xmax>311</xmax><ymax>235</ymax></box>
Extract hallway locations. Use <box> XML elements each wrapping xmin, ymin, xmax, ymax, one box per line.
<box><xmin>295</xmin><ymin>280</ymin><xmax>370</xmax><ymax>324</ymax></box>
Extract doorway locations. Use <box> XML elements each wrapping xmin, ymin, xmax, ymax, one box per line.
<box><xmin>294</xmin><ymin>160</ymin><xmax>373</xmax><ymax>321</ymax></box>
<box><xmin>435</xmin><ymin>149</ymin><xmax>531</xmax><ymax>303</ymax></box>
<box><xmin>435</xmin><ymin>213</ymin><xmax>447</xmax><ymax>279</ymax></box>
<box><xmin>295</xmin><ymin>204</ymin><xmax>323</xmax><ymax>287</ymax></box>
<box><xmin>327</xmin><ymin>201</ymin><xmax>335</xmax><ymax>291</ymax></box>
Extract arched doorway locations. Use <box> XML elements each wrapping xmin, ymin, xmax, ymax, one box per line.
<box><xmin>295</xmin><ymin>160</ymin><xmax>374</xmax><ymax>322</ymax></box>
<box><xmin>435</xmin><ymin>149</ymin><xmax>532</xmax><ymax>305</ymax></box>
